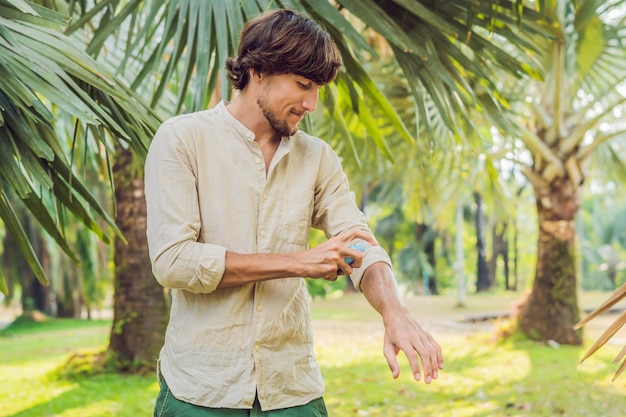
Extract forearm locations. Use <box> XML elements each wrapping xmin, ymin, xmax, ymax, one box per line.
<box><xmin>152</xmin><ymin>229</ymin><xmax>378</xmax><ymax>292</ymax></box>
<box><xmin>154</xmin><ymin>246</ymin><xmax>305</xmax><ymax>292</ymax></box>
<box><xmin>360</xmin><ymin>262</ymin><xmax>408</xmax><ymax>319</ymax></box>
<box><xmin>220</xmin><ymin>228</ymin><xmax>380</xmax><ymax>288</ymax></box>
<box><xmin>218</xmin><ymin>252</ymin><xmax>306</xmax><ymax>288</ymax></box>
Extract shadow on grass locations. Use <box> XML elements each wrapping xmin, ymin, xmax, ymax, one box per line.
<box><xmin>6</xmin><ymin>373</ymin><xmax>157</xmax><ymax>417</ymax></box>
<box><xmin>1</xmin><ymin>319</ymin><xmax>111</xmax><ymax>367</ymax></box>
<box><xmin>319</xmin><ymin>334</ymin><xmax>626</xmax><ymax>417</ymax></box>
<box><xmin>1</xmin><ymin>318</ymin><xmax>157</xmax><ymax>417</ymax></box>
<box><xmin>4</xmin><ymin>315</ymin><xmax>626</xmax><ymax>417</ymax></box>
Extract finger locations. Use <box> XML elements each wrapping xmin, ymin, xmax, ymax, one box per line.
<box><xmin>432</xmin><ymin>336</ymin><xmax>445</xmax><ymax>371</ymax></box>
<box><xmin>336</xmin><ymin>264</ymin><xmax>353</xmax><ymax>276</ymax></box>
<box><xmin>403</xmin><ymin>345</ymin><xmax>424</xmax><ymax>382</ymax></box>
<box><xmin>337</xmin><ymin>245</ymin><xmax>364</xmax><ymax>274</ymax></box>
<box><xmin>383</xmin><ymin>340</ymin><xmax>400</xmax><ymax>379</ymax></box>
<box><xmin>338</xmin><ymin>229</ymin><xmax>378</xmax><ymax>247</ymax></box>
<box><xmin>438</xmin><ymin>347</ymin><xmax>445</xmax><ymax>370</ymax></box>
<box><xmin>324</xmin><ymin>271</ymin><xmax>338</xmax><ymax>281</ymax></box>
<box><xmin>419</xmin><ymin>334</ymin><xmax>443</xmax><ymax>380</ymax></box>
<box><xmin>343</xmin><ymin>247</ymin><xmax>364</xmax><ymax>268</ymax></box>
<box><xmin>413</xmin><ymin>337</ymin><xmax>441</xmax><ymax>384</ymax></box>
<box><xmin>335</xmin><ymin>248</ymin><xmax>355</xmax><ymax>274</ymax></box>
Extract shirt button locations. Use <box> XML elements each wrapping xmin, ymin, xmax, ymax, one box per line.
<box><xmin>262</xmin><ymin>193</ymin><xmax>268</xmax><ymax>201</ymax></box>
<box><xmin>254</xmin><ymin>344</ymin><xmax>260</xmax><ymax>351</ymax></box>
<box><xmin>245</xmin><ymin>132</ymin><xmax>254</xmax><ymax>140</ymax></box>
<box><xmin>256</xmin><ymin>305</ymin><xmax>263</xmax><ymax>312</ymax></box>
<box><xmin>255</xmin><ymin>157</ymin><xmax>262</xmax><ymax>164</ymax></box>
<box><xmin>260</xmin><ymin>230</ymin><xmax>266</xmax><ymax>238</ymax></box>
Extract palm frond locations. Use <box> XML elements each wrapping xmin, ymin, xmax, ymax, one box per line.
<box><xmin>0</xmin><ymin>1</ymin><xmax>161</xmax><ymax>294</ymax></box>
<box><xmin>575</xmin><ymin>2</ymin><xmax>626</xmax><ymax>95</ymax></box>
<box><xmin>66</xmin><ymin>0</ymin><xmax>552</xmax><ymax>152</ymax></box>
<box><xmin>574</xmin><ymin>282</ymin><xmax>626</xmax><ymax>380</ymax></box>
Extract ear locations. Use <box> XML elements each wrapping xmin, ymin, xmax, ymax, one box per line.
<box><xmin>250</xmin><ymin>68</ymin><xmax>263</xmax><ymax>84</ymax></box>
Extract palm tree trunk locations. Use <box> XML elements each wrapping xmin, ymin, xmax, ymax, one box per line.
<box><xmin>503</xmin><ymin>239</ymin><xmax>511</xmax><ymax>290</ymax></box>
<box><xmin>519</xmin><ymin>178</ymin><xmax>582</xmax><ymax>345</ymax></box>
<box><xmin>415</xmin><ymin>223</ymin><xmax>438</xmax><ymax>295</ymax></box>
<box><xmin>488</xmin><ymin>222</ymin><xmax>507</xmax><ymax>289</ymax></box>
<box><xmin>5</xmin><ymin>214</ymin><xmax>50</xmax><ymax>315</ymax></box>
<box><xmin>108</xmin><ymin>147</ymin><xmax>168</xmax><ymax>370</ymax></box>
<box><xmin>455</xmin><ymin>200</ymin><xmax>466</xmax><ymax>306</ymax></box>
<box><xmin>474</xmin><ymin>192</ymin><xmax>490</xmax><ymax>292</ymax></box>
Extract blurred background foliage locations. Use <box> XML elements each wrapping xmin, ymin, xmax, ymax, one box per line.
<box><xmin>1</xmin><ymin>0</ymin><xmax>626</xmax><ymax>377</ymax></box>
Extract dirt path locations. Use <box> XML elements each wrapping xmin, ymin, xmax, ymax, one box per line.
<box><xmin>310</xmin><ymin>292</ymin><xmax>626</xmax><ymax>346</ymax></box>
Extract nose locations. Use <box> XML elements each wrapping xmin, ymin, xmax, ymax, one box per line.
<box><xmin>302</xmin><ymin>88</ymin><xmax>319</xmax><ymax>112</ymax></box>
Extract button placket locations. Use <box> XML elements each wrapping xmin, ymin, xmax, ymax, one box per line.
<box><xmin>257</xmin><ymin>182</ymin><xmax>271</xmax><ymax>248</ymax></box>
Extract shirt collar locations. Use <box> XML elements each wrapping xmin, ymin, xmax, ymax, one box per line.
<box><xmin>217</xmin><ymin>100</ymin><xmax>295</xmax><ymax>144</ymax></box>
<box><xmin>216</xmin><ymin>101</ymin><xmax>256</xmax><ymax>141</ymax></box>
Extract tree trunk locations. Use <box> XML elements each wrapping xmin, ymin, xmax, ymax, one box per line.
<box><xmin>108</xmin><ymin>147</ymin><xmax>169</xmax><ymax>370</ymax></box>
<box><xmin>503</xmin><ymin>239</ymin><xmax>511</xmax><ymax>290</ymax></box>
<box><xmin>474</xmin><ymin>192</ymin><xmax>490</xmax><ymax>292</ymax></box>
<box><xmin>488</xmin><ymin>222</ymin><xmax>509</xmax><ymax>290</ymax></box>
<box><xmin>6</xmin><ymin>214</ymin><xmax>51</xmax><ymax>315</ymax></box>
<box><xmin>54</xmin><ymin>254</ymin><xmax>82</xmax><ymax>318</ymax></box>
<box><xmin>415</xmin><ymin>223</ymin><xmax>438</xmax><ymax>295</ymax></box>
<box><xmin>455</xmin><ymin>201</ymin><xmax>466</xmax><ymax>306</ymax></box>
<box><xmin>512</xmin><ymin>220</ymin><xmax>519</xmax><ymax>291</ymax></box>
<box><xmin>519</xmin><ymin>178</ymin><xmax>582</xmax><ymax>345</ymax></box>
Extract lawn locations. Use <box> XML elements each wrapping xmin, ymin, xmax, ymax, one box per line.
<box><xmin>1</xmin><ymin>292</ymin><xmax>625</xmax><ymax>417</ymax></box>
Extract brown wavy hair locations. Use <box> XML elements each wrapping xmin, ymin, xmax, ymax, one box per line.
<box><xmin>225</xmin><ymin>9</ymin><xmax>342</xmax><ymax>90</ymax></box>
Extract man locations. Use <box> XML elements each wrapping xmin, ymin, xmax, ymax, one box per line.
<box><xmin>145</xmin><ymin>9</ymin><xmax>443</xmax><ymax>417</ymax></box>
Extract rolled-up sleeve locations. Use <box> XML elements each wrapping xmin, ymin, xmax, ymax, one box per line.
<box><xmin>349</xmin><ymin>246</ymin><xmax>391</xmax><ymax>290</ymax></box>
<box><xmin>144</xmin><ymin>121</ymin><xmax>226</xmax><ymax>293</ymax></box>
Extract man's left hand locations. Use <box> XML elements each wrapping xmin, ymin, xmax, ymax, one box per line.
<box><xmin>382</xmin><ymin>307</ymin><xmax>443</xmax><ymax>383</ymax></box>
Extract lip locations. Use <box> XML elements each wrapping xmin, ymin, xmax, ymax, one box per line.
<box><xmin>290</xmin><ymin>111</ymin><xmax>305</xmax><ymax>121</ymax></box>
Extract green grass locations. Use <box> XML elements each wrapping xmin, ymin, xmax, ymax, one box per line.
<box><xmin>1</xmin><ymin>294</ymin><xmax>625</xmax><ymax>416</ymax></box>
<box><xmin>318</xmin><ymin>334</ymin><xmax>626</xmax><ymax>417</ymax></box>
<box><xmin>0</xmin><ymin>319</ymin><xmax>158</xmax><ymax>417</ymax></box>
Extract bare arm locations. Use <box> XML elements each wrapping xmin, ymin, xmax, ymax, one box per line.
<box><xmin>217</xmin><ymin>228</ymin><xmax>377</xmax><ymax>289</ymax></box>
<box><xmin>360</xmin><ymin>262</ymin><xmax>444</xmax><ymax>384</ymax></box>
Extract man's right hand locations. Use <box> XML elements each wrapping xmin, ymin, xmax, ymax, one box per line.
<box><xmin>295</xmin><ymin>229</ymin><xmax>377</xmax><ymax>281</ymax></box>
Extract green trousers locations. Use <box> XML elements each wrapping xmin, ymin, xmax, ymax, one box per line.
<box><xmin>154</xmin><ymin>378</ymin><xmax>329</xmax><ymax>417</ymax></box>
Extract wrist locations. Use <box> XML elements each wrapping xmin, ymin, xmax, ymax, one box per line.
<box><xmin>285</xmin><ymin>251</ymin><xmax>308</xmax><ymax>277</ymax></box>
<box><xmin>381</xmin><ymin>304</ymin><xmax>410</xmax><ymax>324</ymax></box>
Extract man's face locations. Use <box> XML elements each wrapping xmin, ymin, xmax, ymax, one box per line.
<box><xmin>256</xmin><ymin>73</ymin><xmax>320</xmax><ymax>137</ymax></box>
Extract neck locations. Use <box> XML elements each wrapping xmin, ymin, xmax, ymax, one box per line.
<box><xmin>226</xmin><ymin>93</ymin><xmax>279</xmax><ymax>144</ymax></box>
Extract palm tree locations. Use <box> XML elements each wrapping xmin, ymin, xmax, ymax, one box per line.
<box><xmin>107</xmin><ymin>145</ymin><xmax>168</xmax><ymax>368</ymax></box>
<box><xmin>0</xmin><ymin>1</ymin><xmax>165</xmax><ymax>366</ymax></box>
<box><xmin>493</xmin><ymin>0</ymin><xmax>626</xmax><ymax>346</ymax></box>
<box><xmin>2</xmin><ymin>0</ymin><xmax>552</xmax><ymax>367</ymax></box>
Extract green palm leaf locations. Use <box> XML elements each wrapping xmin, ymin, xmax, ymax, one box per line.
<box><xmin>67</xmin><ymin>0</ymin><xmax>550</xmax><ymax>148</ymax></box>
<box><xmin>0</xmin><ymin>1</ymin><xmax>161</xmax><ymax>294</ymax></box>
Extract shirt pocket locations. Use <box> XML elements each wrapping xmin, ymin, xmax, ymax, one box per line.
<box><xmin>280</xmin><ymin>189</ymin><xmax>314</xmax><ymax>247</ymax></box>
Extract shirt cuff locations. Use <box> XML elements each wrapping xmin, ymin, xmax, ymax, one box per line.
<box><xmin>349</xmin><ymin>246</ymin><xmax>392</xmax><ymax>291</ymax></box>
<box><xmin>186</xmin><ymin>244</ymin><xmax>227</xmax><ymax>293</ymax></box>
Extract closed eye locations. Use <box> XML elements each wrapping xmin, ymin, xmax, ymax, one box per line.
<box><xmin>297</xmin><ymin>81</ymin><xmax>312</xmax><ymax>90</ymax></box>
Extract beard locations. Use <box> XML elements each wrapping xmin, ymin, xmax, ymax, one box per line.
<box><xmin>257</xmin><ymin>90</ymin><xmax>298</xmax><ymax>138</ymax></box>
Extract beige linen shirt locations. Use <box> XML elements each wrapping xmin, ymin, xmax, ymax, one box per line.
<box><xmin>144</xmin><ymin>101</ymin><xmax>391</xmax><ymax>411</ymax></box>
